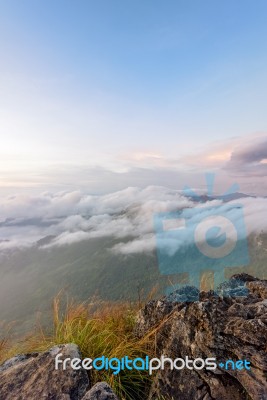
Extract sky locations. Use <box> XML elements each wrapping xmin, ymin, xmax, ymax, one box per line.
<box><xmin>0</xmin><ymin>0</ymin><xmax>267</xmax><ymax>194</ymax></box>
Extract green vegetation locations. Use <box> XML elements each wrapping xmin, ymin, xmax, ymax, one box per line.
<box><xmin>0</xmin><ymin>233</ymin><xmax>266</xmax><ymax>335</ymax></box>
<box><xmin>1</xmin><ymin>233</ymin><xmax>266</xmax><ymax>397</ymax></box>
<box><xmin>0</xmin><ymin>236</ymin><xmax>164</xmax><ymax>334</ymax></box>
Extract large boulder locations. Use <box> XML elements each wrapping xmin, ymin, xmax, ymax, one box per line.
<box><xmin>135</xmin><ymin>274</ymin><xmax>267</xmax><ymax>400</ymax></box>
<box><xmin>0</xmin><ymin>344</ymin><xmax>90</xmax><ymax>400</ymax></box>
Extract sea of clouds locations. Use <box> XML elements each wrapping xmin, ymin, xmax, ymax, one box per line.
<box><xmin>0</xmin><ymin>186</ymin><xmax>266</xmax><ymax>254</ymax></box>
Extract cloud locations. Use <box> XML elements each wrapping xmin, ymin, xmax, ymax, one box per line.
<box><xmin>46</xmin><ymin>230</ymin><xmax>91</xmax><ymax>246</ymax></box>
<box><xmin>225</xmin><ymin>136</ymin><xmax>267</xmax><ymax>176</ymax></box>
<box><xmin>240</xmin><ymin>197</ymin><xmax>267</xmax><ymax>233</ymax></box>
<box><xmin>1</xmin><ymin>133</ymin><xmax>267</xmax><ymax>197</ymax></box>
<box><xmin>0</xmin><ymin>186</ymin><xmax>193</xmax><ymax>251</ymax></box>
<box><xmin>0</xmin><ymin>184</ymin><xmax>266</xmax><ymax>255</ymax></box>
<box><xmin>111</xmin><ymin>234</ymin><xmax>156</xmax><ymax>254</ymax></box>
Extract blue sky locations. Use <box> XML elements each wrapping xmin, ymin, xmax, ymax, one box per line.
<box><xmin>0</xmin><ymin>0</ymin><xmax>267</xmax><ymax>193</ymax></box>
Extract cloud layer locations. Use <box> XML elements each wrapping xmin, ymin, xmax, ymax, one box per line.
<box><xmin>0</xmin><ymin>186</ymin><xmax>266</xmax><ymax>255</ymax></box>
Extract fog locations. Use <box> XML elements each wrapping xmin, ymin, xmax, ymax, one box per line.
<box><xmin>0</xmin><ymin>186</ymin><xmax>266</xmax><ymax>255</ymax></box>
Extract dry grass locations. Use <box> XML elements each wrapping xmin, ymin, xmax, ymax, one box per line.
<box><xmin>0</xmin><ymin>293</ymin><xmax>158</xmax><ymax>399</ymax></box>
<box><xmin>0</xmin><ymin>321</ymin><xmax>16</xmax><ymax>362</ymax></box>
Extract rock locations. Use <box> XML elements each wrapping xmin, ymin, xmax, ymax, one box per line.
<box><xmin>0</xmin><ymin>343</ymin><xmax>90</xmax><ymax>400</ymax></box>
<box><xmin>135</xmin><ymin>274</ymin><xmax>267</xmax><ymax>400</ymax></box>
<box><xmin>134</xmin><ymin>298</ymin><xmax>181</xmax><ymax>338</ymax></box>
<box><xmin>1</xmin><ymin>274</ymin><xmax>266</xmax><ymax>400</ymax></box>
<box><xmin>81</xmin><ymin>382</ymin><xmax>118</xmax><ymax>400</ymax></box>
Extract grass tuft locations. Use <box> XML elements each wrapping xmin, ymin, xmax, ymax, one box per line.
<box><xmin>0</xmin><ymin>294</ymin><xmax>156</xmax><ymax>400</ymax></box>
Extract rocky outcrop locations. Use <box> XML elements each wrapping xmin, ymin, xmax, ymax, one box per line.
<box><xmin>1</xmin><ymin>274</ymin><xmax>266</xmax><ymax>400</ymax></box>
<box><xmin>0</xmin><ymin>341</ymin><xmax>119</xmax><ymax>400</ymax></box>
<box><xmin>135</xmin><ymin>274</ymin><xmax>267</xmax><ymax>400</ymax></box>
<box><xmin>81</xmin><ymin>382</ymin><xmax>118</xmax><ymax>400</ymax></box>
<box><xmin>0</xmin><ymin>344</ymin><xmax>89</xmax><ymax>400</ymax></box>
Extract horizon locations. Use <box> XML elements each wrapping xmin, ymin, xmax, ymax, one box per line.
<box><xmin>0</xmin><ymin>1</ymin><xmax>267</xmax><ymax>195</ymax></box>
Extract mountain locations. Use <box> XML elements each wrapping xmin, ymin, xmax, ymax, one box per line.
<box><xmin>0</xmin><ymin>231</ymin><xmax>267</xmax><ymax>334</ymax></box>
<box><xmin>0</xmin><ymin>235</ymin><xmax>162</xmax><ymax>333</ymax></box>
<box><xmin>0</xmin><ymin>188</ymin><xmax>266</xmax><ymax>334</ymax></box>
<box><xmin>185</xmin><ymin>192</ymin><xmax>254</xmax><ymax>203</ymax></box>
<box><xmin>0</xmin><ymin>274</ymin><xmax>266</xmax><ymax>399</ymax></box>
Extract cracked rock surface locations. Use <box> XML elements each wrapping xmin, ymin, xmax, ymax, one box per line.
<box><xmin>135</xmin><ymin>274</ymin><xmax>267</xmax><ymax>400</ymax></box>
<box><xmin>81</xmin><ymin>382</ymin><xmax>118</xmax><ymax>400</ymax></box>
<box><xmin>0</xmin><ymin>344</ymin><xmax>89</xmax><ymax>400</ymax></box>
